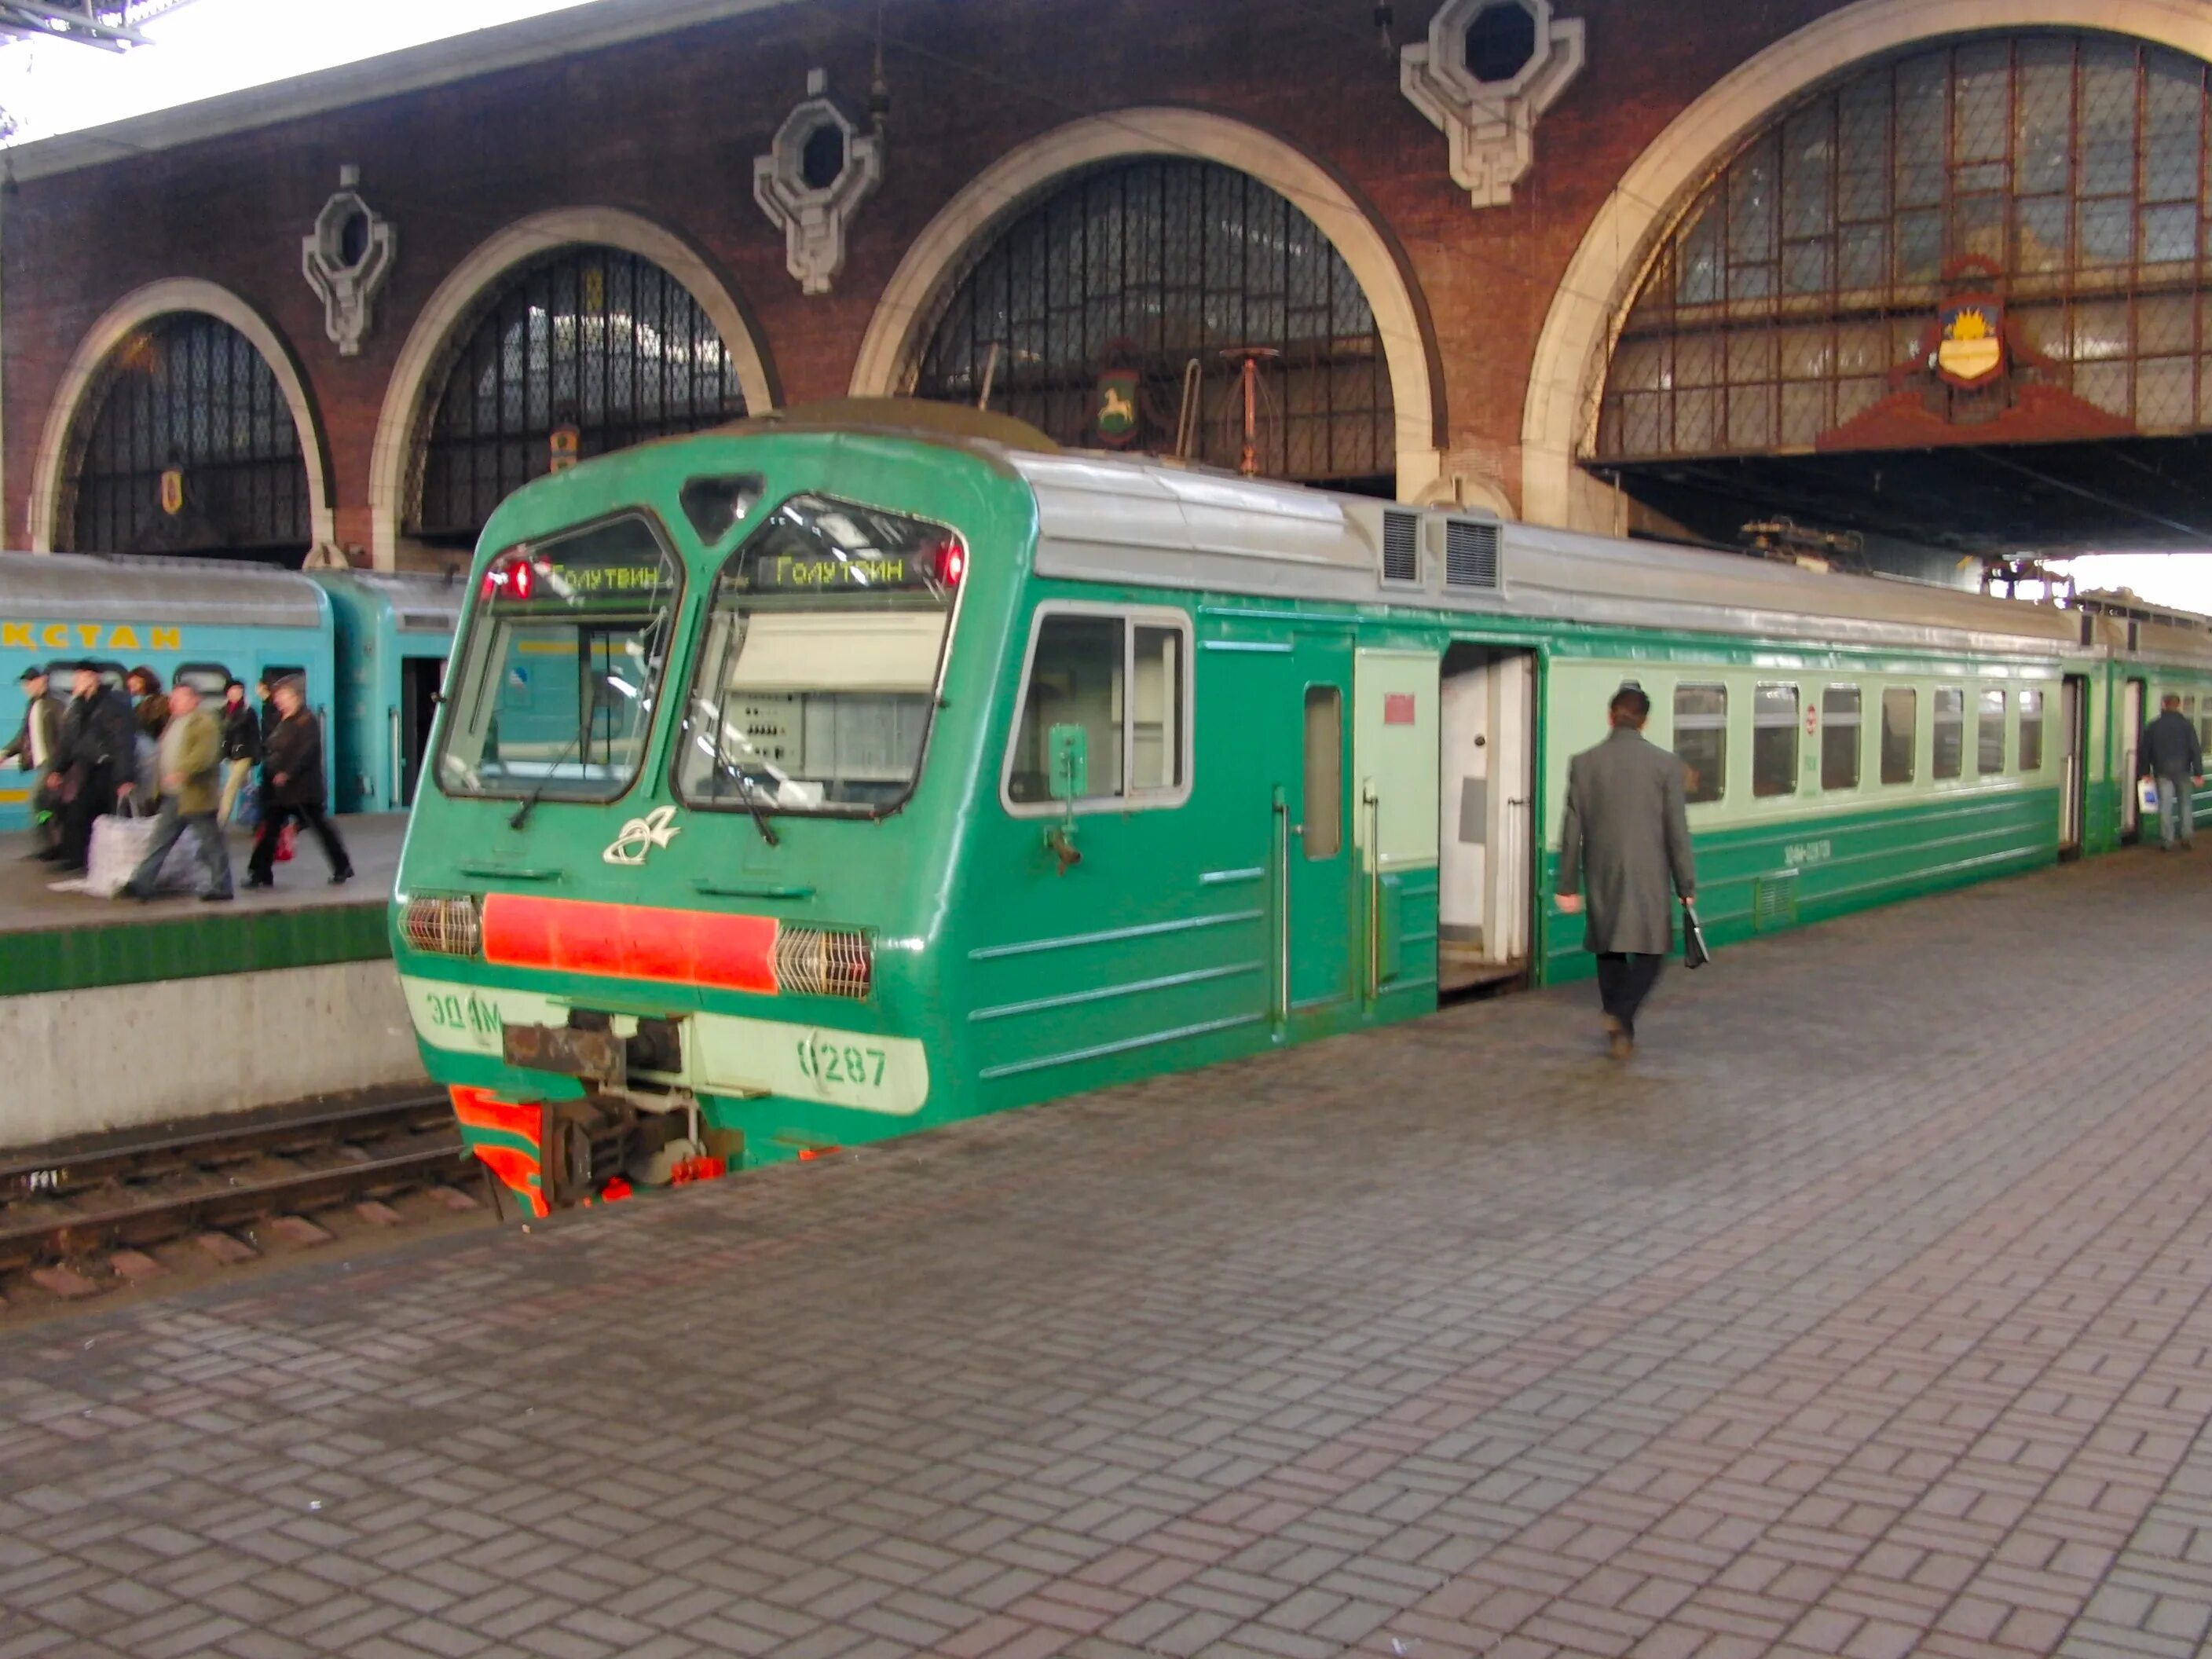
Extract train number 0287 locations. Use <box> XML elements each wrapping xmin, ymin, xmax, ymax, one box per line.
<box><xmin>797</xmin><ymin>1035</ymin><xmax>887</xmax><ymax>1088</ymax></box>
<box><xmin>425</xmin><ymin>991</ymin><xmax>502</xmax><ymax>1038</ymax></box>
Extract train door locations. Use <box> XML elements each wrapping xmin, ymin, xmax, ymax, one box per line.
<box><xmin>1279</xmin><ymin>637</ymin><xmax>1357</xmax><ymax>1021</ymax></box>
<box><xmin>2060</xmin><ymin>674</ymin><xmax>2089</xmax><ymax>859</ymax></box>
<box><xmin>399</xmin><ymin>655</ymin><xmax>445</xmax><ymax>808</ymax></box>
<box><xmin>1352</xmin><ymin>650</ymin><xmax>1440</xmax><ymax>1003</ymax></box>
<box><xmin>1437</xmin><ymin>646</ymin><xmax>1536</xmax><ymax>992</ymax></box>
<box><xmin>2121</xmin><ymin>676</ymin><xmax>2147</xmax><ymax>840</ymax></box>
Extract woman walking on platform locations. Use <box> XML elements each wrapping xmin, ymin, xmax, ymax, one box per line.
<box><xmin>247</xmin><ymin>676</ymin><xmax>353</xmax><ymax>888</ymax></box>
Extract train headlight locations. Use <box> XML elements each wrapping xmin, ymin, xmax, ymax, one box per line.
<box><xmin>401</xmin><ymin>894</ymin><xmax>483</xmax><ymax>958</ymax></box>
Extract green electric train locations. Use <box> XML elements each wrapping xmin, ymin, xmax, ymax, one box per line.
<box><xmin>390</xmin><ymin>402</ymin><xmax>2212</xmax><ymax>1214</ymax></box>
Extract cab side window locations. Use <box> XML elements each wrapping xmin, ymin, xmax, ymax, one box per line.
<box><xmin>1006</xmin><ymin>609</ymin><xmax>1190</xmax><ymax>811</ymax></box>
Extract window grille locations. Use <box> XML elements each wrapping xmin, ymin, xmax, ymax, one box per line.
<box><xmin>1381</xmin><ymin>510</ymin><xmax>1419</xmax><ymax>583</ymax></box>
<box><xmin>412</xmin><ymin>246</ymin><xmax>747</xmax><ymax>542</ymax></box>
<box><xmin>909</xmin><ymin>159</ymin><xmax>1395</xmax><ymax>492</ymax></box>
<box><xmin>1444</xmin><ymin>520</ymin><xmax>1501</xmax><ymax>588</ymax></box>
<box><xmin>62</xmin><ymin>313</ymin><xmax>309</xmax><ymax>559</ymax></box>
<box><xmin>1596</xmin><ymin>35</ymin><xmax>2212</xmax><ymax>461</ymax></box>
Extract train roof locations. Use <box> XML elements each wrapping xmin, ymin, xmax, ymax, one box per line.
<box><xmin>310</xmin><ymin>569</ymin><xmax>467</xmax><ymax>635</ymax></box>
<box><xmin>998</xmin><ymin>448</ymin><xmax>2164</xmax><ymax>664</ymax></box>
<box><xmin>0</xmin><ymin>551</ymin><xmax>329</xmax><ymax>630</ymax></box>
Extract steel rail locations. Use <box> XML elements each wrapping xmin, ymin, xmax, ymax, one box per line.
<box><xmin>0</xmin><ymin>1093</ymin><xmax>452</xmax><ymax>1199</ymax></box>
<box><xmin>0</xmin><ymin>1093</ymin><xmax>470</xmax><ymax>1274</ymax></box>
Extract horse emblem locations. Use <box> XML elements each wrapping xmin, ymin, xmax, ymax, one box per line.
<box><xmin>603</xmin><ymin>804</ymin><xmax>681</xmax><ymax>866</ymax></box>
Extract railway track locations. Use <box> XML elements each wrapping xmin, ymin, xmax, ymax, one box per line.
<box><xmin>0</xmin><ymin>1093</ymin><xmax>486</xmax><ymax>1307</ymax></box>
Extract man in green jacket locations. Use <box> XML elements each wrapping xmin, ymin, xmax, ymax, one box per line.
<box><xmin>123</xmin><ymin>676</ymin><xmax>233</xmax><ymax>902</ymax></box>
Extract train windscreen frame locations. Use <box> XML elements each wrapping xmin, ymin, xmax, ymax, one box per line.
<box><xmin>434</xmin><ymin>511</ymin><xmax>683</xmax><ymax>805</ymax></box>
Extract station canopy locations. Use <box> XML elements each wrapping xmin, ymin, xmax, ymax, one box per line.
<box><xmin>0</xmin><ymin>2</ymin><xmax>194</xmax><ymax>52</ymax></box>
<box><xmin>1588</xmin><ymin>33</ymin><xmax>2212</xmax><ymax>562</ymax></box>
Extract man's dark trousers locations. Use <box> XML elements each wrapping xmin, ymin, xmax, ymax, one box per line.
<box><xmin>1596</xmin><ymin>952</ymin><xmax>1665</xmax><ymax>1037</ymax></box>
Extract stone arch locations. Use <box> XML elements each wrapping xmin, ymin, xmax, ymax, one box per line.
<box><xmin>1522</xmin><ymin>0</ymin><xmax>2212</xmax><ymax>530</ymax></box>
<box><xmin>850</xmin><ymin>107</ymin><xmax>1446</xmax><ymax>501</ymax></box>
<box><xmin>368</xmin><ymin>207</ymin><xmax>775</xmax><ymax>569</ymax></box>
<box><xmin>29</xmin><ymin>278</ymin><xmax>331</xmax><ymax>555</ymax></box>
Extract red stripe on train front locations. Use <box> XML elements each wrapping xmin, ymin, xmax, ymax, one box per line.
<box><xmin>480</xmin><ymin>893</ymin><xmax>781</xmax><ymax>994</ymax></box>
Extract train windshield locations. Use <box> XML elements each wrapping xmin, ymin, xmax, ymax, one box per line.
<box><xmin>675</xmin><ymin>493</ymin><xmax>964</xmax><ymax>817</ymax></box>
<box><xmin>436</xmin><ymin>513</ymin><xmax>681</xmax><ymax>802</ymax></box>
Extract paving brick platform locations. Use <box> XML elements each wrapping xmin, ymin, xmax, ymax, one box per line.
<box><xmin>5</xmin><ymin>850</ymin><xmax>2212</xmax><ymax>1659</ymax></box>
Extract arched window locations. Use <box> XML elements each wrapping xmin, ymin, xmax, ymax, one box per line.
<box><xmin>62</xmin><ymin>313</ymin><xmax>310</xmax><ymax>561</ymax></box>
<box><xmin>412</xmin><ymin>246</ymin><xmax>748</xmax><ymax>543</ymax></box>
<box><xmin>1596</xmin><ymin>33</ymin><xmax>2212</xmax><ymax>460</ymax></box>
<box><xmin>909</xmin><ymin>159</ymin><xmax>1394</xmax><ymax>493</ymax></box>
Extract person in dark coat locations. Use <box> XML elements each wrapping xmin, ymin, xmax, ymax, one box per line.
<box><xmin>255</xmin><ymin>674</ymin><xmax>280</xmax><ymax>753</ymax></box>
<box><xmin>1555</xmin><ymin>683</ymin><xmax>1697</xmax><ymax>1060</ymax></box>
<box><xmin>124</xmin><ymin>666</ymin><xmax>170</xmax><ymax>740</ymax></box>
<box><xmin>2139</xmin><ymin>693</ymin><xmax>2205</xmax><ymax>851</ymax></box>
<box><xmin>247</xmin><ymin>676</ymin><xmax>352</xmax><ymax>888</ymax></box>
<box><xmin>45</xmin><ymin>663</ymin><xmax>139</xmax><ymax>873</ymax></box>
<box><xmin>218</xmin><ymin>679</ymin><xmax>262</xmax><ymax>826</ymax></box>
<box><xmin>3</xmin><ymin>664</ymin><xmax>66</xmax><ymax>856</ymax></box>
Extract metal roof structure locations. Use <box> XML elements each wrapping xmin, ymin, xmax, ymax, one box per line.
<box><xmin>0</xmin><ymin>2</ymin><xmax>194</xmax><ymax>52</ymax></box>
<box><xmin>2</xmin><ymin>0</ymin><xmax>803</xmax><ymax>177</ymax></box>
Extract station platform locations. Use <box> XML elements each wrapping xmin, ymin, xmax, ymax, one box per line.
<box><xmin>0</xmin><ymin>815</ymin><xmax>422</xmax><ymax>1148</ymax></box>
<box><xmin>4</xmin><ymin>849</ymin><xmax>2210</xmax><ymax>1659</ymax></box>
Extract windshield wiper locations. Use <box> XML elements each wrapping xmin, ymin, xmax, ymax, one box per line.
<box><xmin>729</xmin><ymin>767</ymin><xmax>782</xmax><ymax>848</ymax></box>
<box><xmin>509</xmin><ymin>726</ymin><xmax>588</xmax><ymax>831</ymax></box>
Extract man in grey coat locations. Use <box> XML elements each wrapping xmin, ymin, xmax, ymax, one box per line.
<box><xmin>1555</xmin><ymin>684</ymin><xmax>1697</xmax><ymax>1059</ymax></box>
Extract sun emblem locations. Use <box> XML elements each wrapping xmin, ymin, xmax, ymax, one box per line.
<box><xmin>1936</xmin><ymin>302</ymin><xmax>2004</xmax><ymax>385</ymax></box>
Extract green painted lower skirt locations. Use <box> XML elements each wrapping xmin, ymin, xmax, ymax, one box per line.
<box><xmin>1</xmin><ymin>903</ymin><xmax>391</xmax><ymax>998</ymax></box>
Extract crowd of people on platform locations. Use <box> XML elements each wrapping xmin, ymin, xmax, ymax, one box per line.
<box><xmin>2</xmin><ymin>663</ymin><xmax>352</xmax><ymax>900</ymax></box>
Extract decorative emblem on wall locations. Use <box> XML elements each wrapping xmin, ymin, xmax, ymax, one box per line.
<box><xmin>1093</xmin><ymin>342</ymin><xmax>1144</xmax><ymax>449</ymax></box>
<box><xmin>1935</xmin><ymin>298</ymin><xmax>2005</xmax><ymax>387</ymax></box>
<box><xmin>1819</xmin><ymin>258</ymin><xmax>2133</xmax><ymax>452</ymax></box>
<box><xmin>1400</xmin><ymin>0</ymin><xmax>1586</xmax><ymax>211</ymax></box>
<box><xmin>302</xmin><ymin>167</ymin><xmax>397</xmax><ymax>357</ymax></box>
<box><xmin>754</xmin><ymin>69</ymin><xmax>884</xmax><ymax>295</ymax></box>
<box><xmin>158</xmin><ymin>465</ymin><xmax>185</xmax><ymax>517</ymax></box>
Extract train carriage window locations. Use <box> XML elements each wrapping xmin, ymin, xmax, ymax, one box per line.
<box><xmin>1881</xmin><ymin>687</ymin><xmax>1917</xmax><ymax>784</ymax></box>
<box><xmin>1932</xmin><ymin>687</ymin><xmax>1965</xmax><ymax>780</ymax></box>
<box><xmin>1672</xmin><ymin>684</ymin><xmax>1727</xmax><ymax>804</ymax></box>
<box><xmin>1977</xmin><ymin>689</ymin><xmax>2007</xmax><ymax>775</ymax></box>
<box><xmin>1821</xmin><ymin>685</ymin><xmax>1861</xmax><ymax>790</ymax></box>
<box><xmin>1005</xmin><ymin>606</ymin><xmax>1193</xmax><ymax>812</ymax></box>
<box><xmin>1302</xmin><ymin>687</ymin><xmax>1342</xmax><ymax>859</ymax></box>
<box><xmin>678</xmin><ymin>495</ymin><xmax>960</xmax><ymax>817</ymax></box>
<box><xmin>1752</xmin><ymin>683</ymin><xmax>1800</xmax><ymax>797</ymax></box>
<box><xmin>175</xmin><ymin>662</ymin><xmax>232</xmax><ymax>699</ymax></box>
<box><xmin>2020</xmin><ymin>689</ymin><xmax>2045</xmax><ymax>772</ymax></box>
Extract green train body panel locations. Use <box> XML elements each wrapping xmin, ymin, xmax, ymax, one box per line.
<box><xmin>390</xmin><ymin>414</ymin><xmax>2212</xmax><ymax>1212</ymax></box>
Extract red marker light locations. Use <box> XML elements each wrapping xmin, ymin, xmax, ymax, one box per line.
<box><xmin>934</xmin><ymin>539</ymin><xmax>968</xmax><ymax>587</ymax></box>
<box><xmin>511</xmin><ymin>559</ymin><xmax>535</xmax><ymax>601</ymax></box>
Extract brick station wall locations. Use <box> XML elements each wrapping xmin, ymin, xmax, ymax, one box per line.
<box><xmin>0</xmin><ymin>0</ymin><xmax>1847</xmax><ymax>566</ymax></box>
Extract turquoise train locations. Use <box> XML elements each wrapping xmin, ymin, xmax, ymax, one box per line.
<box><xmin>0</xmin><ymin>552</ymin><xmax>462</xmax><ymax>830</ymax></box>
<box><xmin>385</xmin><ymin>404</ymin><xmax>2212</xmax><ymax>1216</ymax></box>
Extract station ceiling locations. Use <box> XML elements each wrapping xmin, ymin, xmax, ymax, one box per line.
<box><xmin>1595</xmin><ymin>437</ymin><xmax>2212</xmax><ymax>562</ymax></box>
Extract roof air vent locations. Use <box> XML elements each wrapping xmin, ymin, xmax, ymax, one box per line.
<box><xmin>1381</xmin><ymin>510</ymin><xmax>1419</xmax><ymax>584</ymax></box>
<box><xmin>1445</xmin><ymin>520</ymin><xmax>1501</xmax><ymax>590</ymax></box>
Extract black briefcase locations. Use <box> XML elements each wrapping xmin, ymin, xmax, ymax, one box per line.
<box><xmin>1682</xmin><ymin>900</ymin><xmax>1712</xmax><ymax>970</ymax></box>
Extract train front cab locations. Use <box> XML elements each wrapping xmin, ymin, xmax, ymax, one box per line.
<box><xmin>390</xmin><ymin>434</ymin><xmax>1043</xmax><ymax>1215</ymax></box>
